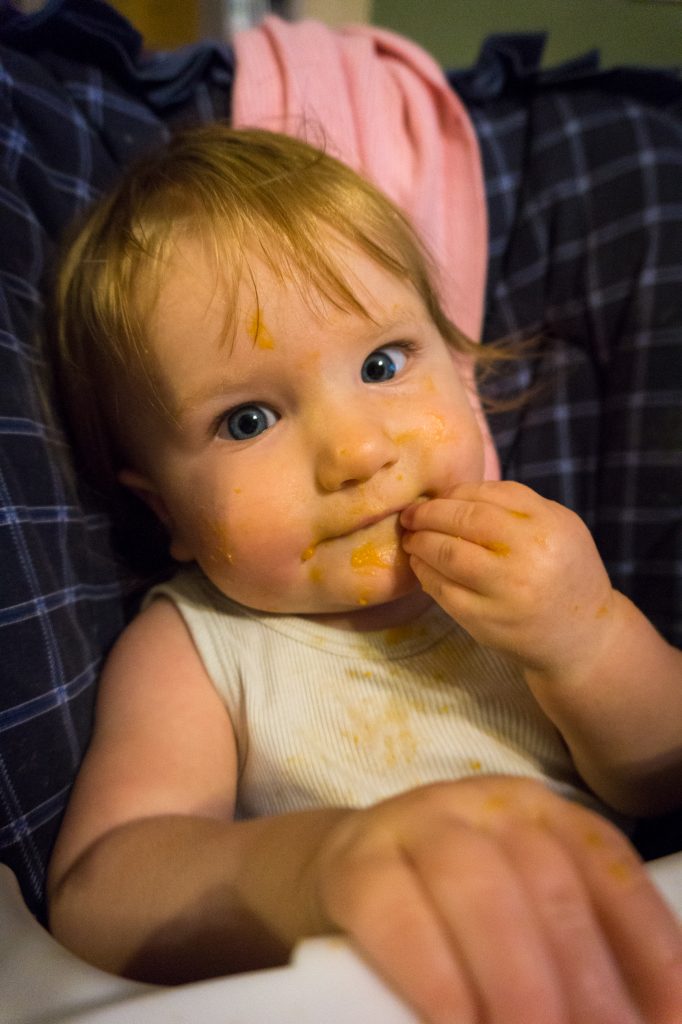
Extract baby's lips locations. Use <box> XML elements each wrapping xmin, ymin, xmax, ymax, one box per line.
<box><xmin>400</xmin><ymin>495</ymin><xmax>429</xmax><ymax>527</ymax></box>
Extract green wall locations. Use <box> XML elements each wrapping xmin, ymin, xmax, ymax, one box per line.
<box><xmin>372</xmin><ymin>0</ymin><xmax>682</xmax><ymax>70</ymax></box>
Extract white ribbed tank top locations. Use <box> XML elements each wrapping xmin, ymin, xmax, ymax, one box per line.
<box><xmin>147</xmin><ymin>569</ymin><xmax>609</xmax><ymax>821</ymax></box>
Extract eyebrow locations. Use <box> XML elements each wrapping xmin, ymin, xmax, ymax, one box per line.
<box><xmin>173</xmin><ymin>373</ymin><xmax>248</xmax><ymax>419</ymax></box>
<box><xmin>172</xmin><ymin>305</ymin><xmax>427</xmax><ymax>418</ymax></box>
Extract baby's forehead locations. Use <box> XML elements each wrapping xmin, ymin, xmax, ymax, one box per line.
<box><xmin>148</xmin><ymin>229</ymin><xmax>423</xmax><ymax>336</ymax></box>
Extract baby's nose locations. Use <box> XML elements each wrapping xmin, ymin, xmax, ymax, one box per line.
<box><xmin>314</xmin><ymin>415</ymin><xmax>399</xmax><ymax>492</ymax></box>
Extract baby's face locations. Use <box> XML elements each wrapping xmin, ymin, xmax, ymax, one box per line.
<box><xmin>125</xmin><ymin>239</ymin><xmax>485</xmax><ymax>626</ymax></box>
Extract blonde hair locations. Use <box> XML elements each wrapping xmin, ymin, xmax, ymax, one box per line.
<box><xmin>52</xmin><ymin>124</ymin><xmax>489</xmax><ymax>499</ymax></box>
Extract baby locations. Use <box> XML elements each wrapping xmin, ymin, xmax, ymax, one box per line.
<box><xmin>47</xmin><ymin>125</ymin><xmax>682</xmax><ymax>1024</ymax></box>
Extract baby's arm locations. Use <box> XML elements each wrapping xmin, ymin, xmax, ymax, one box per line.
<box><xmin>47</xmin><ymin>598</ymin><xmax>682</xmax><ymax>1024</ymax></box>
<box><xmin>401</xmin><ymin>481</ymin><xmax>682</xmax><ymax>815</ymax></box>
<box><xmin>46</xmin><ymin>598</ymin><xmax>348</xmax><ymax>980</ymax></box>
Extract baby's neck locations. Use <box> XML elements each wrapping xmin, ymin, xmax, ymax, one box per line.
<box><xmin>301</xmin><ymin>588</ymin><xmax>434</xmax><ymax>633</ymax></box>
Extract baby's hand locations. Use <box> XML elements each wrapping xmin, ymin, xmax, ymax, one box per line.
<box><xmin>308</xmin><ymin>777</ymin><xmax>682</xmax><ymax>1024</ymax></box>
<box><xmin>401</xmin><ymin>481</ymin><xmax>615</xmax><ymax>681</ymax></box>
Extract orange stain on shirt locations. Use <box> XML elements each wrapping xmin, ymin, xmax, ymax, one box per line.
<box><xmin>341</xmin><ymin>696</ymin><xmax>418</xmax><ymax>768</ymax></box>
<box><xmin>383</xmin><ymin>624</ymin><xmax>415</xmax><ymax>645</ymax></box>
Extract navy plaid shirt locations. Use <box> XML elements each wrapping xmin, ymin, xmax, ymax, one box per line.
<box><xmin>1</xmin><ymin>3</ymin><xmax>680</xmax><ymax>919</ymax></box>
<box><xmin>450</xmin><ymin>36</ymin><xmax>682</xmax><ymax>648</ymax></box>
<box><xmin>0</xmin><ymin>0</ymin><xmax>234</xmax><ymax>917</ymax></box>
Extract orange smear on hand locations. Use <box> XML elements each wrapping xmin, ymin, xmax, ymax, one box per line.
<box><xmin>485</xmin><ymin>540</ymin><xmax>511</xmax><ymax>557</ymax></box>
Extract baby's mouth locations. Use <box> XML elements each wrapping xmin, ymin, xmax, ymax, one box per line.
<box><xmin>302</xmin><ymin>496</ymin><xmax>430</xmax><ymax>561</ymax></box>
<box><xmin>338</xmin><ymin>508</ymin><xmax>401</xmax><ymax>538</ymax></box>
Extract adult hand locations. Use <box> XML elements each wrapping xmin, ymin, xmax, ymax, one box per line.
<box><xmin>308</xmin><ymin>776</ymin><xmax>682</xmax><ymax>1024</ymax></box>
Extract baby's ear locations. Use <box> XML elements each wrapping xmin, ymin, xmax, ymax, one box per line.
<box><xmin>118</xmin><ymin>468</ymin><xmax>171</xmax><ymax>527</ymax></box>
<box><xmin>117</xmin><ymin>469</ymin><xmax>193</xmax><ymax>562</ymax></box>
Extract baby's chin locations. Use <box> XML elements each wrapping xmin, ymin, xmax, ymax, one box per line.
<box><xmin>236</xmin><ymin>562</ymin><xmax>424</xmax><ymax>625</ymax></box>
<box><xmin>299</xmin><ymin>582</ymin><xmax>433</xmax><ymax>631</ymax></box>
<box><xmin>199</xmin><ymin>524</ymin><xmax>419</xmax><ymax>618</ymax></box>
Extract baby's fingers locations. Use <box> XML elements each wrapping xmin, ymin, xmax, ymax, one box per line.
<box><xmin>401</xmin><ymin>494</ymin><xmax>519</xmax><ymax>552</ymax></box>
<box><xmin>401</xmin><ymin>495</ymin><xmax>525</xmax><ymax>595</ymax></box>
<box><xmin>402</xmin><ymin>528</ymin><xmax>502</xmax><ymax>597</ymax></box>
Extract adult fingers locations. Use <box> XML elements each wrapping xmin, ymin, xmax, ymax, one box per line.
<box><xmin>477</xmin><ymin>781</ymin><xmax>682</xmax><ymax>1023</ymax></box>
<box><xmin>497</xmin><ymin>818</ymin><xmax>644</xmax><ymax>1024</ymax></box>
<box><xmin>408</xmin><ymin>817</ymin><xmax>570</xmax><ymax>1024</ymax></box>
<box><xmin>547</xmin><ymin>809</ymin><xmax>682</xmax><ymax>1023</ymax></box>
<box><xmin>319</xmin><ymin>841</ymin><xmax>479</xmax><ymax>1024</ymax></box>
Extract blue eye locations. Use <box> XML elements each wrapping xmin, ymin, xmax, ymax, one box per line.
<box><xmin>361</xmin><ymin>345</ymin><xmax>408</xmax><ymax>383</ymax></box>
<box><xmin>220</xmin><ymin>404</ymin><xmax>277</xmax><ymax>441</ymax></box>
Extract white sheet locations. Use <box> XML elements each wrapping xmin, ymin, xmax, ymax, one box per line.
<box><xmin>2</xmin><ymin>854</ymin><xmax>680</xmax><ymax>1024</ymax></box>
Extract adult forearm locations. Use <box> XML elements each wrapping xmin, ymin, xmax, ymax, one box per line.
<box><xmin>48</xmin><ymin>809</ymin><xmax>348</xmax><ymax>983</ymax></box>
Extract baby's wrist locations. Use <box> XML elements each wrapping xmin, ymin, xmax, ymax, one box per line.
<box><xmin>520</xmin><ymin>589</ymin><xmax>628</xmax><ymax>702</ymax></box>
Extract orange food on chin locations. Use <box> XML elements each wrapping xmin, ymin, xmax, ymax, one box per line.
<box><xmin>351</xmin><ymin>540</ymin><xmax>398</xmax><ymax>571</ymax></box>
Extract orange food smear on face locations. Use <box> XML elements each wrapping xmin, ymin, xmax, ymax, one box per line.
<box><xmin>351</xmin><ymin>540</ymin><xmax>396</xmax><ymax>570</ymax></box>
<box><xmin>247</xmin><ymin>312</ymin><xmax>275</xmax><ymax>350</ymax></box>
<box><xmin>301</xmin><ymin>545</ymin><xmax>316</xmax><ymax>562</ymax></box>
<box><xmin>392</xmin><ymin>428</ymin><xmax>420</xmax><ymax>445</ymax></box>
<box><xmin>203</xmin><ymin>517</ymin><xmax>234</xmax><ymax>565</ymax></box>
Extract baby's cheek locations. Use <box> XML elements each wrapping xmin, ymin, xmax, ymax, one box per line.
<box><xmin>431</xmin><ymin>405</ymin><xmax>484</xmax><ymax>482</ymax></box>
<box><xmin>191</xmin><ymin>515</ymin><xmax>235</xmax><ymax>568</ymax></box>
<box><xmin>391</xmin><ymin>409</ymin><xmax>454</xmax><ymax>448</ymax></box>
<box><xmin>189</xmin><ymin>499</ymin><xmax>247</xmax><ymax>568</ymax></box>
